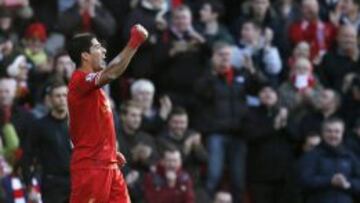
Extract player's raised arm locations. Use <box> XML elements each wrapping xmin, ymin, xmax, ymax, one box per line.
<box><xmin>96</xmin><ymin>24</ymin><xmax>148</xmax><ymax>86</ymax></box>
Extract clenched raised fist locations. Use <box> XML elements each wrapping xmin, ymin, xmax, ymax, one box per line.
<box><xmin>128</xmin><ymin>24</ymin><xmax>149</xmax><ymax>49</ymax></box>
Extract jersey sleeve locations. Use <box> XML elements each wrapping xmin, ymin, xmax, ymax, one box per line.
<box><xmin>74</xmin><ymin>72</ymin><xmax>102</xmax><ymax>95</ymax></box>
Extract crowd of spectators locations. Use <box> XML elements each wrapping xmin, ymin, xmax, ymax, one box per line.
<box><xmin>0</xmin><ymin>0</ymin><xmax>359</xmax><ymax>202</ymax></box>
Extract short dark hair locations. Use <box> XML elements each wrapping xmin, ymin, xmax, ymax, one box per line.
<box><xmin>322</xmin><ymin>117</ymin><xmax>345</xmax><ymax>133</ymax></box>
<box><xmin>66</xmin><ymin>33</ymin><xmax>95</xmax><ymax>68</ymax></box>
<box><xmin>45</xmin><ymin>79</ymin><xmax>67</xmax><ymax>95</ymax></box>
<box><xmin>119</xmin><ymin>100</ymin><xmax>142</xmax><ymax>116</ymax></box>
<box><xmin>212</xmin><ymin>41</ymin><xmax>231</xmax><ymax>54</ymax></box>
<box><xmin>168</xmin><ymin>106</ymin><xmax>188</xmax><ymax>120</ymax></box>
<box><xmin>204</xmin><ymin>0</ymin><xmax>225</xmax><ymax>17</ymax></box>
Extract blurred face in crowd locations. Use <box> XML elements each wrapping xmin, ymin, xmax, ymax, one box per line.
<box><xmin>49</xmin><ymin>86</ymin><xmax>68</xmax><ymax>113</ymax></box>
<box><xmin>302</xmin><ymin>0</ymin><xmax>319</xmax><ymax>20</ymax></box>
<box><xmin>212</xmin><ymin>45</ymin><xmax>232</xmax><ymax>72</ymax></box>
<box><xmin>293</xmin><ymin>41</ymin><xmax>310</xmax><ymax>59</ymax></box>
<box><xmin>0</xmin><ymin>79</ymin><xmax>16</xmax><ymax>107</ymax></box>
<box><xmin>214</xmin><ymin>192</ymin><xmax>233</xmax><ymax>203</ymax></box>
<box><xmin>55</xmin><ymin>54</ymin><xmax>75</xmax><ymax>80</ymax></box>
<box><xmin>25</xmin><ymin>39</ymin><xmax>45</xmax><ymax>54</ymax></box>
<box><xmin>337</xmin><ymin>25</ymin><xmax>358</xmax><ymax>53</ymax></box>
<box><xmin>338</xmin><ymin>0</ymin><xmax>359</xmax><ymax>15</ymax></box>
<box><xmin>294</xmin><ymin>58</ymin><xmax>312</xmax><ymax>76</ymax></box>
<box><xmin>132</xmin><ymin>89</ymin><xmax>154</xmax><ymax>110</ymax></box>
<box><xmin>172</xmin><ymin>8</ymin><xmax>192</xmax><ymax>32</ymax></box>
<box><xmin>148</xmin><ymin>0</ymin><xmax>165</xmax><ymax>9</ymax></box>
<box><xmin>0</xmin><ymin>39</ymin><xmax>14</xmax><ymax>56</ymax></box>
<box><xmin>163</xmin><ymin>150</ymin><xmax>182</xmax><ymax>171</ymax></box>
<box><xmin>122</xmin><ymin>106</ymin><xmax>142</xmax><ymax>133</ymax></box>
<box><xmin>252</xmin><ymin>0</ymin><xmax>270</xmax><ymax>17</ymax></box>
<box><xmin>17</xmin><ymin>60</ymin><xmax>30</xmax><ymax>81</ymax></box>
<box><xmin>241</xmin><ymin>22</ymin><xmax>260</xmax><ymax>44</ymax></box>
<box><xmin>318</xmin><ymin>89</ymin><xmax>337</xmax><ymax>111</ymax></box>
<box><xmin>259</xmin><ymin>87</ymin><xmax>278</xmax><ymax>108</ymax></box>
<box><xmin>200</xmin><ymin>3</ymin><xmax>217</xmax><ymax>23</ymax></box>
<box><xmin>0</xmin><ymin>17</ymin><xmax>12</xmax><ymax>31</ymax></box>
<box><xmin>322</xmin><ymin>121</ymin><xmax>345</xmax><ymax>147</ymax></box>
<box><xmin>169</xmin><ymin>114</ymin><xmax>188</xmax><ymax>138</ymax></box>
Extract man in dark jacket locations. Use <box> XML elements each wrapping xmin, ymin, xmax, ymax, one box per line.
<box><xmin>318</xmin><ymin>25</ymin><xmax>360</xmax><ymax>93</ymax></box>
<box><xmin>243</xmin><ymin>85</ymin><xmax>297</xmax><ymax>203</ymax></box>
<box><xmin>194</xmin><ymin>42</ymin><xmax>264</xmax><ymax>203</ymax></box>
<box><xmin>154</xmin><ymin>5</ymin><xmax>207</xmax><ymax>112</ymax></box>
<box><xmin>24</xmin><ymin>81</ymin><xmax>71</xmax><ymax>203</ymax></box>
<box><xmin>299</xmin><ymin>118</ymin><xmax>360</xmax><ymax>203</ymax></box>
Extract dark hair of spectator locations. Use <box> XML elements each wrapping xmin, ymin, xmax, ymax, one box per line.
<box><xmin>172</xmin><ymin>4</ymin><xmax>192</xmax><ymax>16</ymax></box>
<box><xmin>45</xmin><ymin>80</ymin><xmax>67</xmax><ymax>96</ymax></box>
<box><xmin>120</xmin><ymin>100</ymin><xmax>142</xmax><ymax>116</ymax></box>
<box><xmin>242</xmin><ymin>19</ymin><xmax>262</xmax><ymax>31</ymax></box>
<box><xmin>162</xmin><ymin>145</ymin><xmax>181</xmax><ymax>158</ymax></box>
<box><xmin>66</xmin><ymin>33</ymin><xmax>95</xmax><ymax>68</ymax></box>
<box><xmin>322</xmin><ymin>117</ymin><xmax>345</xmax><ymax>132</ymax></box>
<box><xmin>203</xmin><ymin>0</ymin><xmax>225</xmax><ymax>18</ymax></box>
<box><xmin>212</xmin><ymin>41</ymin><xmax>231</xmax><ymax>54</ymax></box>
<box><xmin>168</xmin><ymin>106</ymin><xmax>188</xmax><ymax>120</ymax></box>
<box><xmin>53</xmin><ymin>51</ymin><xmax>69</xmax><ymax>70</ymax></box>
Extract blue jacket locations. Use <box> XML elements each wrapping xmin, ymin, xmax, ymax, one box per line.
<box><xmin>299</xmin><ymin>143</ymin><xmax>360</xmax><ymax>203</ymax></box>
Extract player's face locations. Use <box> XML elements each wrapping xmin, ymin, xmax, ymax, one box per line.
<box><xmin>124</xmin><ymin>107</ymin><xmax>142</xmax><ymax>131</ymax></box>
<box><xmin>89</xmin><ymin>38</ymin><xmax>107</xmax><ymax>71</ymax></box>
<box><xmin>49</xmin><ymin>86</ymin><xmax>68</xmax><ymax>112</ymax></box>
<box><xmin>322</xmin><ymin>122</ymin><xmax>344</xmax><ymax>147</ymax></box>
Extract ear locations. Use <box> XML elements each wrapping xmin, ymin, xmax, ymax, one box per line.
<box><xmin>81</xmin><ymin>52</ymin><xmax>91</xmax><ymax>63</ymax></box>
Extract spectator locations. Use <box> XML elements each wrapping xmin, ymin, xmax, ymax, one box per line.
<box><xmin>243</xmin><ymin>85</ymin><xmax>296</xmax><ymax>203</ymax></box>
<box><xmin>23</xmin><ymin>81</ymin><xmax>71</xmax><ymax>203</ymax></box>
<box><xmin>194</xmin><ymin>42</ymin><xmax>263</xmax><ymax>203</ymax></box>
<box><xmin>297</xmin><ymin>88</ymin><xmax>343</xmax><ymax>140</ymax></box>
<box><xmin>289</xmin><ymin>0</ymin><xmax>337</xmax><ymax>63</ymax></box>
<box><xmin>155</xmin><ymin>5</ymin><xmax>207</xmax><ymax>111</ymax></box>
<box><xmin>330</xmin><ymin>0</ymin><xmax>360</xmax><ymax>30</ymax></box>
<box><xmin>0</xmin><ymin>36</ymin><xmax>22</xmax><ymax>77</ymax></box>
<box><xmin>279</xmin><ymin>57</ymin><xmax>322</xmax><ymax>112</ymax></box>
<box><xmin>157</xmin><ymin>107</ymin><xmax>208</xmax><ymax>202</ymax></box>
<box><xmin>50</xmin><ymin>52</ymin><xmax>75</xmax><ymax>84</ymax></box>
<box><xmin>6</xmin><ymin>55</ymin><xmax>32</xmax><ymax>107</ymax></box>
<box><xmin>287</xmin><ymin>41</ymin><xmax>311</xmax><ymax>76</ymax></box>
<box><xmin>122</xmin><ymin>0</ymin><xmax>170</xmax><ymax>79</ymax></box>
<box><xmin>58</xmin><ymin>0</ymin><xmax>116</xmax><ymax>40</ymax></box>
<box><xmin>231</xmin><ymin>20</ymin><xmax>282</xmax><ymax>86</ymax></box>
<box><xmin>130</xmin><ymin>79</ymin><xmax>172</xmax><ymax>134</ymax></box>
<box><xmin>144</xmin><ymin>148</ymin><xmax>195</xmax><ymax>203</ymax></box>
<box><xmin>197</xmin><ymin>0</ymin><xmax>234</xmax><ymax>54</ymax></box>
<box><xmin>232</xmin><ymin>0</ymin><xmax>281</xmax><ymax>47</ymax></box>
<box><xmin>299</xmin><ymin>118</ymin><xmax>360</xmax><ymax>203</ymax></box>
<box><xmin>318</xmin><ymin>25</ymin><xmax>360</xmax><ymax>93</ymax></box>
<box><xmin>117</xmin><ymin>100</ymin><xmax>159</xmax><ymax>202</ymax></box>
<box><xmin>23</xmin><ymin>22</ymin><xmax>48</xmax><ymax>67</ymax></box>
<box><xmin>0</xmin><ymin>78</ymin><xmax>34</xmax><ymax>155</ymax></box>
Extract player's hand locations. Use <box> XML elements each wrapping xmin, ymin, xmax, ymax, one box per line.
<box><xmin>128</xmin><ymin>24</ymin><xmax>149</xmax><ymax>49</ymax></box>
<box><xmin>116</xmin><ymin>152</ymin><xmax>126</xmax><ymax>167</ymax></box>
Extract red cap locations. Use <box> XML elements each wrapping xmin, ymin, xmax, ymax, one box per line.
<box><xmin>24</xmin><ymin>22</ymin><xmax>47</xmax><ymax>42</ymax></box>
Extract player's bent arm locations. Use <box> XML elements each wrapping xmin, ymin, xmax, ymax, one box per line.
<box><xmin>96</xmin><ymin>24</ymin><xmax>148</xmax><ymax>87</ymax></box>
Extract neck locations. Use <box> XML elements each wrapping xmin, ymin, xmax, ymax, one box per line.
<box><xmin>51</xmin><ymin>110</ymin><xmax>67</xmax><ymax>120</ymax></box>
<box><xmin>78</xmin><ymin>64</ymin><xmax>93</xmax><ymax>73</ymax></box>
<box><xmin>205</xmin><ymin>21</ymin><xmax>219</xmax><ymax>34</ymax></box>
<box><xmin>123</xmin><ymin>125</ymin><xmax>136</xmax><ymax>135</ymax></box>
<box><xmin>322</xmin><ymin>107</ymin><xmax>336</xmax><ymax>118</ymax></box>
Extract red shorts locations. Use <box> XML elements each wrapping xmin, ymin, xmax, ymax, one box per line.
<box><xmin>70</xmin><ymin>167</ymin><xmax>131</xmax><ymax>203</ymax></box>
